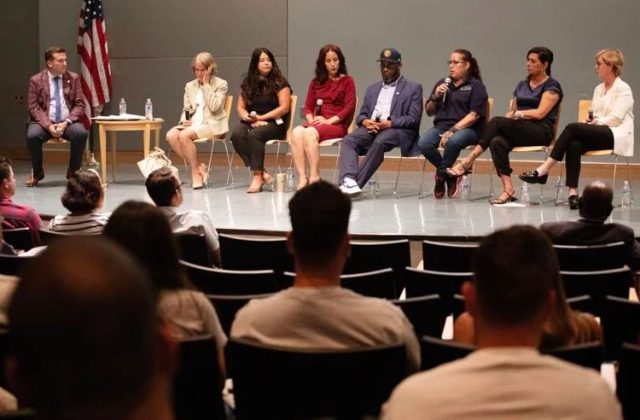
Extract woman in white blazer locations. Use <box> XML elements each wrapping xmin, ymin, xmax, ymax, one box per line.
<box><xmin>520</xmin><ymin>48</ymin><xmax>634</xmax><ymax>209</ymax></box>
<box><xmin>166</xmin><ymin>52</ymin><xmax>229</xmax><ymax>189</ymax></box>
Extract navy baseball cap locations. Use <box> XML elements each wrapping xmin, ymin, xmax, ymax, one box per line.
<box><xmin>377</xmin><ymin>48</ymin><xmax>402</xmax><ymax>64</ymax></box>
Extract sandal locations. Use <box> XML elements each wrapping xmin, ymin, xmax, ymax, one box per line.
<box><xmin>446</xmin><ymin>160</ymin><xmax>472</xmax><ymax>177</ymax></box>
<box><xmin>199</xmin><ymin>163</ymin><xmax>210</xmax><ymax>186</ymax></box>
<box><xmin>489</xmin><ymin>190</ymin><xmax>518</xmax><ymax>205</ymax></box>
<box><xmin>297</xmin><ymin>177</ymin><xmax>310</xmax><ymax>191</ymax></box>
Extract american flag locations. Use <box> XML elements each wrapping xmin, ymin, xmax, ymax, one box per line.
<box><xmin>77</xmin><ymin>0</ymin><xmax>112</xmax><ymax>128</ymax></box>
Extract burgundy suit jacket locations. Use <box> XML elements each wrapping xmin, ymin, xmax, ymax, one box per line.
<box><xmin>28</xmin><ymin>69</ymin><xmax>85</xmax><ymax>129</ymax></box>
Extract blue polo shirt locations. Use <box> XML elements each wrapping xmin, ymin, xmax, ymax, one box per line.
<box><xmin>431</xmin><ymin>77</ymin><xmax>488</xmax><ymax>132</ymax></box>
<box><xmin>513</xmin><ymin>77</ymin><xmax>563</xmax><ymax>128</ymax></box>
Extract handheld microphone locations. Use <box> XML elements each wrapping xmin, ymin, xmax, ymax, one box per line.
<box><xmin>588</xmin><ymin>109</ymin><xmax>594</xmax><ymax>121</ymax></box>
<box><xmin>315</xmin><ymin>99</ymin><xmax>323</xmax><ymax>116</ymax></box>
<box><xmin>249</xmin><ymin>111</ymin><xmax>257</xmax><ymax>119</ymax></box>
<box><xmin>184</xmin><ymin>107</ymin><xmax>192</xmax><ymax>121</ymax></box>
<box><xmin>374</xmin><ymin>112</ymin><xmax>382</xmax><ymax>123</ymax></box>
<box><xmin>443</xmin><ymin>77</ymin><xmax>452</xmax><ymax>104</ymax></box>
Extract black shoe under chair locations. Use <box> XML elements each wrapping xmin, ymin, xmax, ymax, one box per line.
<box><xmin>519</xmin><ymin>170</ymin><xmax>548</xmax><ymax>185</ymax></box>
<box><xmin>434</xmin><ymin>175</ymin><xmax>446</xmax><ymax>199</ymax></box>
<box><xmin>568</xmin><ymin>195</ymin><xmax>579</xmax><ymax>210</ymax></box>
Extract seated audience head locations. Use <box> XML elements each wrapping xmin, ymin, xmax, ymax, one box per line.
<box><xmin>448</xmin><ymin>49</ymin><xmax>482</xmax><ymax>81</ymax></box>
<box><xmin>61</xmin><ymin>169</ymin><xmax>104</xmax><ymax>214</ymax></box>
<box><xmin>145</xmin><ymin>167</ymin><xmax>181</xmax><ymax>207</ymax></box>
<box><xmin>526</xmin><ymin>46</ymin><xmax>554</xmax><ymax>77</ymax></box>
<box><xmin>578</xmin><ymin>180</ymin><xmax>614</xmax><ymax>221</ymax></box>
<box><xmin>8</xmin><ymin>237</ymin><xmax>176</xmax><ymax>420</ymax></box>
<box><xmin>465</xmin><ymin>225</ymin><xmax>559</xmax><ymax>344</ymax></box>
<box><xmin>315</xmin><ymin>44</ymin><xmax>348</xmax><ymax>83</ymax></box>
<box><xmin>0</xmin><ymin>156</ymin><xmax>15</xmax><ymax>199</ymax></box>
<box><xmin>596</xmin><ymin>48</ymin><xmax>624</xmax><ymax>77</ymax></box>
<box><xmin>288</xmin><ymin>181</ymin><xmax>351</xmax><ymax>272</ymax></box>
<box><xmin>103</xmin><ymin>200</ymin><xmax>187</xmax><ymax>293</ymax></box>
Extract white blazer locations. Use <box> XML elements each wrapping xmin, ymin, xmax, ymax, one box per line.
<box><xmin>181</xmin><ymin>76</ymin><xmax>229</xmax><ymax>136</ymax></box>
<box><xmin>592</xmin><ymin>77</ymin><xmax>634</xmax><ymax>157</ymax></box>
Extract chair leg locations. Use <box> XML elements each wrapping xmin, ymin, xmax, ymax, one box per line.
<box><xmin>418</xmin><ymin>159</ymin><xmax>427</xmax><ymax>198</ymax></box>
<box><xmin>625</xmin><ymin>157</ymin><xmax>634</xmax><ymax>204</ymax></box>
<box><xmin>612</xmin><ymin>155</ymin><xmax>618</xmax><ymax>193</ymax></box>
<box><xmin>554</xmin><ymin>162</ymin><xmax>564</xmax><ymax>206</ymax></box>
<box><xmin>226</xmin><ymin>148</ymin><xmax>236</xmax><ymax>188</ymax></box>
<box><xmin>332</xmin><ymin>144</ymin><xmax>341</xmax><ymax>184</ymax></box>
<box><xmin>393</xmin><ymin>156</ymin><xmax>404</xmax><ymax>198</ymax></box>
<box><xmin>206</xmin><ymin>141</ymin><xmax>215</xmax><ymax>182</ymax></box>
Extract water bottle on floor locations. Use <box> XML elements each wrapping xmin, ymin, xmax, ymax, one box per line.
<box><xmin>286</xmin><ymin>167</ymin><xmax>295</xmax><ymax>192</ymax></box>
<box><xmin>119</xmin><ymin>98</ymin><xmax>127</xmax><ymax>115</ymax></box>
<box><xmin>144</xmin><ymin>98</ymin><xmax>153</xmax><ymax>120</ymax></box>
<box><xmin>521</xmin><ymin>183</ymin><xmax>530</xmax><ymax>206</ymax></box>
<box><xmin>367</xmin><ymin>178</ymin><xmax>378</xmax><ymax>196</ymax></box>
<box><xmin>460</xmin><ymin>175</ymin><xmax>470</xmax><ymax>200</ymax></box>
<box><xmin>621</xmin><ymin>181</ymin><xmax>632</xmax><ymax>208</ymax></box>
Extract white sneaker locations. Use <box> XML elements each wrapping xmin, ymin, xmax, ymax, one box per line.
<box><xmin>339</xmin><ymin>179</ymin><xmax>362</xmax><ymax>196</ymax></box>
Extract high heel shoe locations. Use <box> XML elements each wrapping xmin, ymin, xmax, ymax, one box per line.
<box><xmin>568</xmin><ymin>194</ymin><xmax>579</xmax><ymax>210</ymax></box>
<box><xmin>262</xmin><ymin>171</ymin><xmax>274</xmax><ymax>186</ymax></box>
<box><xmin>199</xmin><ymin>163</ymin><xmax>209</xmax><ymax>186</ymax></box>
<box><xmin>446</xmin><ymin>160</ymin><xmax>472</xmax><ymax>177</ymax></box>
<box><xmin>296</xmin><ymin>177</ymin><xmax>309</xmax><ymax>191</ymax></box>
<box><xmin>247</xmin><ymin>177</ymin><xmax>264</xmax><ymax>193</ymax></box>
<box><xmin>489</xmin><ymin>190</ymin><xmax>518</xmax><ymax>205</ymax></box>
<box><xmin>518</xmin><ymin>169</ymin><xmax>548</xmax><ymax>185</ymax></box>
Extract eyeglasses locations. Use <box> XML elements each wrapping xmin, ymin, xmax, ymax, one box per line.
<box><xmin>447</xmin><ymin>60</ymin><xmax>467</xmax><ymax>65</ymax></box>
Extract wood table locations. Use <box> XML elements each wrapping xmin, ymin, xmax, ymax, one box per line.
<box><xmin>94</xmin><ymin>118</ymin><xmax>164</xmax><ymax>183</ymax></box>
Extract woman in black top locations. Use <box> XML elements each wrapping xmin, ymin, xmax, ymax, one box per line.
<box><xmin>231</xmin><ymin>48</ymin><xmax>292</xmax><ymax>193</ymax></box>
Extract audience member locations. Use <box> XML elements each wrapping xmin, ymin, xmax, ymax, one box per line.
<box><xmin>382</xmin><ymin>225</ymin><xmax>620</xmax><ymax>419</ymax></box>
<box><xmin>103</xmin><ymin>200</ymin><xmax>226</xmax><ymax>371</ymax></box>
<box><xmin>7</xmin><ymin>237</ymin><xmax>176</xmax><ymax>419</ymax></box>
<box><xmin>145</xmin><ymin>167</ymin><xmax>221</xmax><ymax>267</ymax></box>
<box><xmin>49</xmin><ymin>169</ymin><xmax>109</xmax><ymax>234</ymax></box>
<box><xmin>26</xmin><ymin>46</ymin><xmax>88</xmax><ymax>187</ymax></box>
<box><xmin>231</xmin><ymin>181</ymin><xmax>420</xmax><ymax>371</ymax></box>
<box><xmin>231</xmin><ymin>47</ymin><xmax>291</xmax><ymax>193</ymax></box>
<box><xmin>540</xmin><ymin>180</ymin><xmax>640</xmax><ymax>270</ymax></box>
<box><xmin>338</xmin><ymin>48</ymin><xmax>423</xmax><ymax>196</ymax></box>
<box><xmin>0</xmin><ymin>157</ymin><xmax>42</xmax><ymax>245</ymax></box>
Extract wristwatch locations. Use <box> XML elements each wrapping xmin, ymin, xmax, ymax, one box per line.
<box><xmin>450</xmin><ymin>127</ymin><xmax>459</xmax><ymax>133</ymax></box>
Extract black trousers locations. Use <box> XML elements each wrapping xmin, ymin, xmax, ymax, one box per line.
<box><xmin>230</xmin><ymin>122</ymin><xmax>287</xmax><ymax>171</ymax></box>
<box><xmin>478</xmin><ymin>116</ymin><xmax>553</xmax><ymax>176</ymax></box>
<box><xmin>549</xmin><ymin>122</ymin><xmax>614</xmax><ymax>188</ymax></box>
<box><xmin>26</xmin><ymin>122</ymin><xmax>88</xmax><ymax>178</ymax></box>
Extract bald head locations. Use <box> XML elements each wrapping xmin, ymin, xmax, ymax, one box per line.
<box><xmin>579</xmin><ymin>181</ymin><xmax>614</xmax><ymax>221</ymax></box>
<box><xmin>9</xmin><ymin>237</ymin><xmax>159</xmax><ymax>420</ymax></box>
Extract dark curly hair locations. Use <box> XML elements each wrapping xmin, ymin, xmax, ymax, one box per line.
<box><xmin>314</xmin><ymin>44</ymin><xmax>348</xmax><ymax>84</ymax></box>
<box><xmin>61</xmin><ymin>170</ymin><xmax>104</xmax><ymax>213</ymax></box>
<box><xmin>240</xmin><ymin>47</ymin><xmax>289</xmax><ymax>105</ymax></box>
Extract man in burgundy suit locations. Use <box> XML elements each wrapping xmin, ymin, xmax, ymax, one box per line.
<box><xmin>26</xmin><ymin>46</ymin><xmax>88</xmax><ymax>187</ymax></box>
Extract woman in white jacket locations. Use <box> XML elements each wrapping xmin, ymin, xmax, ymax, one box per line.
<box><xmin>519</xmin><ymin>48</ymin><xmax>633</xmax><ymax>209</ymax></box>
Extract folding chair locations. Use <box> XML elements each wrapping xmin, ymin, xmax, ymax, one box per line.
<box><xmin>265</xmin><ymin>95</ymin><xmax>298</xmax><ymax>174</ymax></box>
<box><xmin>318</xmin><ymin>97</ymin><xmax>358</xmax><ymax>183</ymax></box>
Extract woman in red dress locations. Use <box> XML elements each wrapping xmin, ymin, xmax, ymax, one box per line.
<box><xmin>290</xmin><ymin>44</ymin><xmax>356</xmax><ymax>190</ymax></box>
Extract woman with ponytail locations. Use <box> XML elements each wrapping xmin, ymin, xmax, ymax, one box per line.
<box><xmin>419</xmin><ymin>49</ymin><xmax>488</xmax><ymax>199</ymax></box>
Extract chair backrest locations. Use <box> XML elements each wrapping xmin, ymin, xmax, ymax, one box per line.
<box><xmin>542</xmin><ymin>341</ymin><xmax>603</xmax><ymax>371</ymax></box>
<box><xmin>279</xmin><ymin>269</ymin><xmax>397</xmax><ymax>299</ymax></box>
<box><xmin>560</xmin><ymin>267</ymin><xmax>631</xmax><ymax>314</ymax></box>
<box><xmin>0</xmin><ymin>410</ymin><xmax>36</xmax><ymax>420</ymax></box>
<box><xmin>174</xmin><ymin>232</ymin><xmax>211</xmax><ymax>267</ymax></box>
<box><xmin>404</xmin><ymin>267</ymin><xmax>473</xmax><ymax>311</ymax></box>
<box><xmin>37</xmin><ymin>228</ymin><xmax>76</xmax><ymax>247</ymax></box>
<box><xmin>2</xmin><ymin>228</ymin><xmax>33</xmax><ymax>251</ymax></box>
<box><xmin>578</xmin><ymin>99</ymin><xmax>592</xmax><ymax>121</ymax></box>
<box><xmin>346</xmin><ymin>96</ymin><xmax>359</xmax><ymax>133</ymax></box>
<box><xmin>553</xmin><ymin>241</ymin><xmax>627</xmax><ymax>271</ymax></box>
<box><xmin>420</xmin><ymin>336</ymin><xmax>474</xmax><ymax>371</ymax></box>
<box><xmin>206</xmin><ymin>293</ymin><xmax>272</xmax><ymax>336</ymax></box>
<box><xmin>566</xmin><ymin>295</ymin><xmax>596</xmax><ymax>314</ymax></box>
<box><xmin>227</xmin><ymin>339</ymin><xmax>407</xmax><ymax>419</ymax></box>
<box><xmin>391</xmin><ymin>294</ymin><xmax>447</xmax><ymax>339</ymax></box>
<box><xmin>617</xmin><ymin>343</ymin><xmax>640</xmax><ymax>420</ymax></box>
<box><xmin>172</xmin><ymin>335</ymin><xmax>226</xmax><ymax>420</ymax></box>
<box><xmin>343</xmin><ymin>239</ymin><xmax>411</xmax><ymax>297</ymax></box>
<box><xmin>486</xmin><ymin>97</ymin><xmax>494</xmax><ymax>120</ymax></box>
<box><xmin>422</xmin><ymin>240</ymin><xmax>478</xmax><ymax>273</ymax></box>
<box><xmin>508</xmin><ymin>98</ymin><xmax>562</xmax><ymax>146</ymax></box>
<box><xmin>0</xmin><ymin>255</ymin><xmax>33</xmax><ymax>276</ymax></box>
<box><xmin>218</xmin><ymin>234</ymin><xmax>293</xmax><ymax>274</ymax></box>
<box><xmin>223</xmin><ymin>95</ymin><xmax>233</xmax><ymax>121</ymax></box>
<box><xmin>180</xmin><ymin>260</ymin><xmax>278</xmax><ymax>295</ymax></box>
<box><xmin>602</xmin><ymin>296</ymin><xmax>640</xmax><ymax>361</ymax></box>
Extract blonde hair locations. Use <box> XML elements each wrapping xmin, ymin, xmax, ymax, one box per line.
<box><xmin>191</xmin><ymin>52</ymin><xmax>217</xmax><ymax>76</ymax></box>
<box><xmin>596</xmin><ymin>48</ymin><xmax>624</xmax><ymax>76</ymax></box>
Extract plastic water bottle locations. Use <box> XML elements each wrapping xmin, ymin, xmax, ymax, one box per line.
<box><xmin>144</xmin><ymin>98</ymin><xmax>153</xmax><ymax>120</ymax></box>
<box><xmin>621</xmin><ymin>181</ymin><xmax>632</xmax><ymax>208</ymax></box>
<box><xmin>367</xmin><ymin>178</ymin><xmax>378</xmax><ymax>196</ymax></box>
<box><xmin>460</xmin><ymin>175</ymin><xmax>471</xmax><ymax>200</ymax></box>
<box><xmin>119</xmin><ymin>98</ymin><xmax>126</xmax><ymax>115</ymax></box>
<box><xmin>286</xmin><ymin>167</ymin><xmax>295</xmax><ymax>192</ymax></box>
<box><xmin>521</xmin><ymin>183</ymin><xmax>531</xmax><ymax>206</ymax></box>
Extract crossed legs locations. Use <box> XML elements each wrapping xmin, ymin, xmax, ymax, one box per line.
<box><xmin>290</xmin><ymin>126</ymin><xmax>321</xmax><ymax>190</ymax></box>
<box><xmin>166</xmin><ymin>127</ymin><xmax>207</xmax><ymax>188</ymax></box>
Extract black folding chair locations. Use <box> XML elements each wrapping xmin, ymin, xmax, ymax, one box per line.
<box><xmin>175</xmin><ymin>232</ymin><xmax>211</xmax><ymax>267</ymax></box>
<box><xmin>543</xmin><ymin>341</ymin><xmax>603</xmax><ymax>371</ymax></box>
<box><xmin>0</xmin><ymin>255</ymin><xmax>34</xmax><ymax>276</ymax></box>
<box><xmin>420</xmin><ymin>335</ymin><xmax>474</xmax><ymax>371</ymax></box>
<box><xmin>3</xmin><ymin>227</ymin><xmax>33</xmax><ymax>251</ymax></box>
<box><xmin>227</xmin><ymin>339</ymin><xmax>406</xmax><ymax>419</ymax></box>
<box><xmin>206</xmin><ymin>293</ymin><xmax>272</xmax><ymax>336</ymax></box>
<box><xmin>344</xmin><ymin>239</ymin><xmax>411</xmax><ymax>293</ymax></box>
<box><xmin>391</xmin><ymin>294</ymin><xmax>447</xmax><ymax>339</ymax></box>
<box><xmin>601</xmin><ymin>296</ymin><xmax>640</xmax><ymax>361</ymax></box>
<box><xmin>404</xmin><ymin>267</ymin><xmax>473</xmax><ymax>312</ymax></box>
<box><xmin>280</xmin><ymin>268</ymin><xmax>397</xmax><ymax>299</ymax></box>
<box><xmin>422</xmin><ymin>240</ymin><xmax>478</xmax><ymax>273</ymax></box>
<box><xmin>617</xmin><ymin>343</ymin><xmax>640</xmax><ymax>420</ymax></box>
<box><xmin>180</xmin><ymin>260</ymin><xmax>277</xmax><ymax>295</ymax></box>
<box><xmin>218</xmin><ymin>234</ymin><xmax>293</xmax><ymax>274</ymax></box>
<box><xmin>173</xmin><ymin>335</ymin><xmax>226</xmax><ymax>420</ymax></box>
<box><xmin>553</xmin><ymin>242</ymin><xmax>627</xmax><ymax>271</ymax></box>
<box><xmin>561</xmin><ymin>267</ymin><xmax>631</xmax><ymax>315</ymax></box>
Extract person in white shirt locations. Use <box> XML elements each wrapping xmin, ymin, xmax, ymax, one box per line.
<box><xmin>145</xmin><ymin>167</ymin><xmax>221</xmax><ymax>267</ymax></box>
<box><xmin>231</xmin><ymin>181</ymin><xmax>420</xmax><ymax>371</ymax></box>
<box><xmin>382</xmin><ymin>225</ymin><xmax>621</xmax><ymax>420</ymax></box>
<box><xmin>520</xmin><ymin>48</ymin><xmax>634</xmax><ymax>209</ymax></box>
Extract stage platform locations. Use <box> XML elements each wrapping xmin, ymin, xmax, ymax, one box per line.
<box><xmin>10</xmin><ymin>159</ymin><xmax>640</xmax><ymax>240</ymax></box>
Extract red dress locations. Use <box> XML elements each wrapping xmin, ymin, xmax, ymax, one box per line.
<box><xmin>302</xmin><ymin>75</ymin><xmax>356</xmax><ymax>141</ymax></box>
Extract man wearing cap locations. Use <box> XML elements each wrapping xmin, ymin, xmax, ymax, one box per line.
<box><xmin>338</xmin><ymin>48</ymin><xmax>423</xmax><ymax>196</ymax></box>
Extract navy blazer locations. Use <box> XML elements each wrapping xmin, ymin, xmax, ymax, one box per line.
<box><xmin>355</xmin><ymin>76</ymin><xmax>423</xmax><ymax>155</ymax></box>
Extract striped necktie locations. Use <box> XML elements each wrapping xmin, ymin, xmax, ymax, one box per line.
<box><xmin>54</xmin><ymin>76</ymin><xmax>62</xmax><ymax>123</ymax></box>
